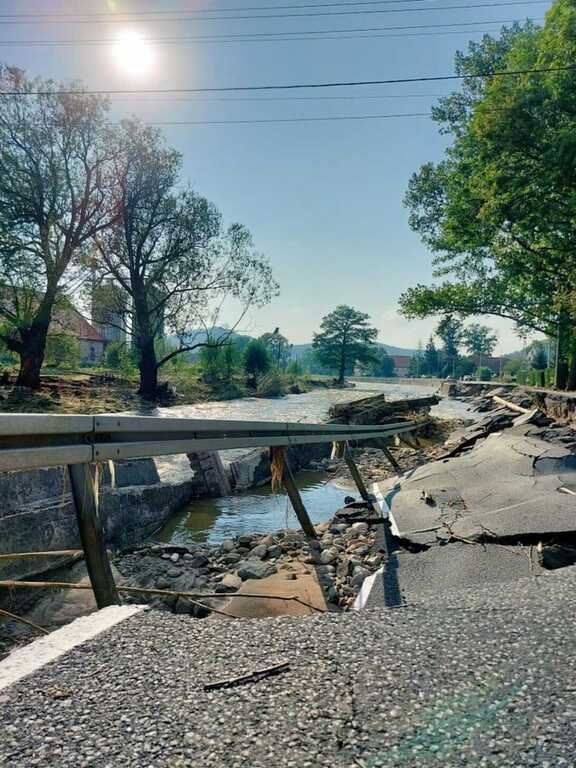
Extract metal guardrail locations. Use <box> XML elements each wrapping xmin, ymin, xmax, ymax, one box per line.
<box><xmin>0</xmin><ymin>411</ymin><xmax>423</xmax><ymax>613</ymax></box>
<box><xmin>0</xmin><ymin>413</ymin><xmax>421</xmax><ymax>472</ymax></box>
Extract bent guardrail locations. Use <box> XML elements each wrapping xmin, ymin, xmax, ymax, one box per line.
<box><xmin>0</xmin><ymin>413</ymin><xmax>423</xmax><ymax>612</ymax></box>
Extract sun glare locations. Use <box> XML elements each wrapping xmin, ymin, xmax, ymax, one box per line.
<box><xmin>113</xmin><ymin>30</ymin><xmax>154</xmax><ymax>77</ymax></box>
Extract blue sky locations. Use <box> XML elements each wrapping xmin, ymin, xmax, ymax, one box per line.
<box><xmin>0</xmin><ymin>0</ymin><xmax>550</xmax><ymax>352</ymax></box>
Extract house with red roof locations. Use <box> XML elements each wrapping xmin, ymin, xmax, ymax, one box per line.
<box><xmin>51</xmin><ymin>306</ymin><xmax>106</xmax><ymax>366</ymax></box>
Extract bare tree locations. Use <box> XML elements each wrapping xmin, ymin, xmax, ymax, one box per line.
<box><xmin>0</xmin><ymin>65</ymin><xmax>118</xmax><ymax>387</ymax></box>
<box><xmin>94</xmin><ymin>120</ymin><xmax>278</xmax><ymax>400</ymax></box>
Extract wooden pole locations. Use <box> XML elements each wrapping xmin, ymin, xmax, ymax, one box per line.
<box><xmin>373</xmin><ymin>438</ymin><xmax>401</xmax><ymax>472</ymax></box>
<box><xmin>342</xmin><ymin>443</ymin><xmax>371</xmax><ymax>502</ymax></box>
<box><xmin>68</xmin><ymin>463</ymin><xmax>119</xmax><ymax>609</ymax></box>
<box><xmin>273</xmin><ymin>448</ymin><xmax>317</xmax><ymax>539</ymax></box>
<box><xmin>0</xmin><ymin>550</ymin><xmax>83</xmax><ymax>560</ymax></box>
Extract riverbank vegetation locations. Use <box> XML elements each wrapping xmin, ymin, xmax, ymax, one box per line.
<box><xmin>0</xmin><ymin>65</ymin><xmax>277</xmax><ymax>400</ymax></box>
<box><xmin>399</xmin><ymin>0</ymin><xmax>576</xmax><ymax>389</ymax></box>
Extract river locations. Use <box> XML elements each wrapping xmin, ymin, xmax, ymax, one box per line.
<box><xmin>149</xmin><ymin>379</ymin><xmax>470</xmax><ymax>545</ymax></box>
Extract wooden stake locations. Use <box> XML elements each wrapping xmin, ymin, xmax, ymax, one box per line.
<box><xmin>0</xmin><ymin>607</ymin><xmax>49</xmax><ymax>635</ymax></box>
<box><xmin>0</xmin><ymin>550</ymin><xmax>83</xmax><ymax>561</ymax></box>
<box><xmin>381</xmin><ymin>445</ymin><xmax>401</xmax><ymax>472</ymax></box>
<box><xmin>342</xmin><ymin>443</ymin><xmax>371</xmax><ymax>502</ymax></box>
<box><xmin>271</xmin><ymin>447</ymin><xmax>317</xmax><ymax>539</ymax></box>
<box><xmin>68</xmin><ymin>463</ymin><xmax>119</xmax><ymax>609</ymax></box>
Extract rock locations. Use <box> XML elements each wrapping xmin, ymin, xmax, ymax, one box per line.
<box><xmin>351</xmin><ymin>567</ymin><xmax>371</xmax><ymax>587</ymax></box>
<box><xmin>320</xmin><ymin>548</ymin><xmax>338</xmax><ymax>565</ymax></box>
<box><xmin>214</xmin><ymin>573</ymin><xmax>242</xmax><ymax>593</ymax></box>
<box><xmin>173</xmin><ymin>597</ymin><xmax>195</xmax><ymax>615</ymax></box>
<box><xmin>337</xmin><ymin>558</ymin><xmax>353</xmax><ymax>578</ymax></box>
<box><xmin>183</xmin><ymin>553</ymin><xmax>195</xmax><ymax>561</ymax></box>
<box><xmin>259</xmin><ymin>534</ymin><xmax>275</xmax><ymax>547</ymax></box>
<box><xmin>250</xmin><ymin>544</ymin><xmax>268</xmax><ymax>560</ymax></box>
<box><xmin>155</xmin><ymin>576</ymin><xmax>171</xmax><ymax>590</ymax></box>
<box><xmin>166</xmin><ymin>567</ymin><xmax>181</xmax><ymax>578</ymax></box>
<box><xmin>172</xmin><ymin>573</ymin><xmax>198</xmax><ymax>593</ymax></box>
<box><xmin>327</xmin><ymin>587</ymin><xmax>339</xmax><ymax>603</ymax></box>
<box><xmin>221</xmin><ymin>539</ymin><xmax>236</xmax><ymax>552</ymax></box>
<box><xmin>284</xmin><ymin>572</ymin><xmax>297</xmax><ymax>580</ymax></box>
<box><xmin>236</xmin><ymin>560</ymin><xmax>277</xmax><ymax>581</ymax></box>
<box><xmin>267</xmin><ymin>545</ymin><xmax>282</xmax><ymax>559</ymax></box>
<box><xmin>188</xmin><ymin>555</ymin><xmax>209</xmax><ymax>568</ymax></box>
<box><xmin>344</xmin><ymin>496</ymin><xmax>356</xmax><ymax>504</ymax></box>
<box><xmin>222</xmin><ymin>552</ymin><xmax>241</xmax><ymax>565</ymax></box>
<box><xmin>330</xmin><ymin>524</ymin><xmax>348</xmax><ymax>534</ymax></box>
<box><xmin>170</xmin><ymin>553</ymin><xmax>180</xmax><ymax>563</ymax></box>
<box><xmin>351</xmin><ymin>522</ymin><xmax>369</xmax><ymax>535</ymax></box>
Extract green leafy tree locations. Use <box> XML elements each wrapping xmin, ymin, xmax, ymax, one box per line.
<box><xmin>461</xmin><ymin>324</ymin><xmax>498</xmax><ymax>367</ymax></box>
<box><xmin>400</xmin><ymin>5</ymin><xmax>576</xmax><ymax>388</ymax></box>
<box><xmin>93</xmin><ymin>119</ymin><xmax>278</xmax><ymax>400</ymax></box>
<box><xmin>243</xmin><ymin>339</ymin><xmax>272</xmax><ymax>386</ymax></box>
<box><xmin>424</xmin><ymin>336</ymin><xmax>439</xmax><ymax>376</ymax></box>
<box><xmin>529</xmin><ymin>343</ymin><xmax>548</xmax><ymax>371</ymax></box>
<box><xmin>0</xmin><ymin>65</ymin><xmax>118</xmax><ymax>388</ymax></box>
<box><xmin>435</xmin><ymin>316</ymin><xmax>462</xmax><ymax>376</ymax></box>
<box><xmin>44</xmin><ymin>334</ymin><xmax>81</xmax><ymax>370</ymax></box>
<box><xmin>259</xmin><ymin>329</ymin><xmax>292</xmax><ymax>369</ymax></box>
<box><xmin>313</xmin><ymin>305</ymin><xmax>378</xmax><ymax>386</ymax></box>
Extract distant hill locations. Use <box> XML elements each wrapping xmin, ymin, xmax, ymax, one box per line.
<box><xmin>291</xmin><ymin>342</ymin><xmax>417</xmax><ymax>359</ymax></box>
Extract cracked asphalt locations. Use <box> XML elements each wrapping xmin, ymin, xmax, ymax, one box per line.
<box><xmin>1</xmin><ymin>566</ymin><xmax>576</xmax><ymax>767</ymax></box>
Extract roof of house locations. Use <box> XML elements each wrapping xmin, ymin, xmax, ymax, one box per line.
<box><xmin>51</xmin><ymin>307</ymin><xmax>105</xmax><ymax>343</ymax></box>
<box><xmin>391</xmin><ymin>355</ymin><xmax>412</xmax><ymax>366</ymax></box>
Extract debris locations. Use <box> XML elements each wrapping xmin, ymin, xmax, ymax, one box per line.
<box><xmin>203</xmin><ymin>661</ymin><xmax>290</xmax><ymax>691</ymax></box>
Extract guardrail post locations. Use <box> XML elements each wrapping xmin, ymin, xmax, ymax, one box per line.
<box><xmin>68</xmin><ymin>463</ymin><xmax>119</xmax><ymax>609</ymax></box>
<box><xmin>341</xmin><ymin>442</ymin><xmax>371</xmax><ymax>502</ymax></box>
<box><xmin>271</xmin><ymin>447</ymin><xmax>317</xmax><ymax>539</ymax></box>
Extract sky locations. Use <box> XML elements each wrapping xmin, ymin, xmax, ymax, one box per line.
<box><xmin>0</xmin><ymin>0</ymin><xmax>552</xmax><ymax>353</ymax></box>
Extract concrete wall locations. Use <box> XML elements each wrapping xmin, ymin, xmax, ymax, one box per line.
<box><xmin>0</xmin><ymin>460</ymin><xmax>197</xmax><ymax>581</ymax></box>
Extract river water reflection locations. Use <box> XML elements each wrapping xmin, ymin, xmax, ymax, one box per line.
<box><xmin>150</xmin><ymin>380</ymin><xmax>470</xmax><ymax>545</ymax></box>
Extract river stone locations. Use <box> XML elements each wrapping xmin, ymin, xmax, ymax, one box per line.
<box><xmin>167</xmin><ymin>567</ymin><xmax>181</xmax><ymax>578</ymax></box>
<box><xmin>236</xmin><ymin>559</ymin><xmax>277</xmax><ymax>581</ymax></box>
<box><xmin>222</xmin><ymin>552</ymin><xmax>241</xmax><ymax>565</ymax></box>
<box><xmin>169</xmin><ymin>553</ymin><xmax>180</xmax><ymax>563</ymax></box>
<box><xmin>156</xmin><ymin>576</ymin><xmax>171</xmax><ymax>590</ymax></box>
<box><xmin>267</xmin><ymin>545</ymin><xmax>282</xmax><ymax>559</ymax></box>
<box><xmin>259</xmin><ymin>534</ymin><xmax>275</xmax><ymax>547</ymax></box>
<box><xmin>351</xmin><ymin>567</ymin><xmax>371</xmax><ymax>587</ymax></box>
<box><xmin>351</xmin><ymin>522</ymin><xmax>369</xmax><ymax>535</ymax></box>
<box><xmin>174</xmin><ymin>597</ymin><xmax>194</xmax><ymax>615</ymax></box>
<box><xmin>250</xmin><ymin>544</ymin><xmax>268</xmax><ymax>560</ymax></box>
<box><xmin>215</xmin><ymin>573</ymin><xmax>242</xmax><ymax>593</ymax></box>
<box><xmin>188</xmin><ymin>554</ymin><xmax>209</xmax><ymax>568</ymax></box>
<box><xmin>320</xmin><ymin>548</ymin><xmax>338</xmax><ymax>565</ymax></box>
<box><xmin>221</xmin><ymin>539</ymin><xmax>236</xmax><ymax>552</ymax></box>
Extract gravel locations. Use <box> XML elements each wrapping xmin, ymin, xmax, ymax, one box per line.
<box><xmin>2</xmin><ymin>567</ymin><xmax>576</xmax><ymax>767</ymax></box>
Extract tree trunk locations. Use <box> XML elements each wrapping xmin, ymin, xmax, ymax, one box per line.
<box><xmin>137</xmin><ymin>336</ymin><xmax>159</xmax><ymax>400</ymax></box>
<box><xmin>15</xmin><ymin>287</ymin><xmax>57</xmax><ymax>389</ymax></box>
<box><xmin>337</xmin><ymin>350</ymin><xmax>346</xmax><ymax>387</ymax></box>
<box><xmin>555</xmin><ymin>313</ymin><xmax>569</xmax><ymax>390</ymax></box>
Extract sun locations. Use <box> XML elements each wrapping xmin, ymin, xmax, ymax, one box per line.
<box><xmin>113</xmin><ymin>30</ymin><xmax>154</xmax><ymax>78</ymax></box>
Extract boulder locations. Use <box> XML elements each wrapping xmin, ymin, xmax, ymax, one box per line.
<box><xmin>320</xmin><ymin>548</ymin><xmax>338</xmax><ymax>565</ymax></box>
<box><xmin>214</xmin><ymin>573</ymin><xmax>242</xmax><ymax>593</ymax></box>
<box><xmin>250</xmin><ymin>544</ymin><xmax>268</xmax><ymax>560</ymax></box>
<box><xmin>236</xmin><ymin>559</ymin><xmax>277</xmax><ymax>581</ymax></box>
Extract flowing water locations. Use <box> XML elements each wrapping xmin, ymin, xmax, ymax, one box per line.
<box><xmin>149</xmin><ymin>379</ymin><xmax>471</xmax><ymax>545</ymax></box>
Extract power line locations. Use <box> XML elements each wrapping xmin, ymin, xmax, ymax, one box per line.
<box><xmin>3</xmin><ymin>64</ymin><xmax>573</xmax><ymax>97</ymax></box>
<box><xmin>0</xmin><ymin>18</ymin><xmax>526</xmax><ymax>46</ymax></box>
<box><xmin>0</xmin><ymin>0</ymin><xmax>548</xmax><ymax>24</ymax></box>
<box><xmin>0</xmin><ymin>0</ymin><xmax>467</xmax><ymax>17</ymax></box>
<box><xmin>142</xmin><ymin>111</ymin><xmax>432</xmax><ymax>124</ymax></box>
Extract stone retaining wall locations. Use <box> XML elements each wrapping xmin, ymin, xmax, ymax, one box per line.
<box><xmin>0</xmin><ymin>459</ymin><xmax>198</xmax><ymax>581</ymax></box>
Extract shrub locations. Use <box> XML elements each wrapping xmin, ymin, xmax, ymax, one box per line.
<box><xmin>256</xmin><ymin>371</ymin><xmax>286</xmax><ymax>397</ymax></box>
<box><xmin>44</xmin><ymin>333</ymin><xmax>81</xmax><ymax>369</ymax></box>
<box><xmin>475</xmin><ymin>366</ymin><xmax>493</xmax><ymax>381</ymax></box>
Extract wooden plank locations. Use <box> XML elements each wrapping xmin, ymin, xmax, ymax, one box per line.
<box><xmin>68</xmin><ymin>464</ymin><xmax>119</xmax><ymax>609</ymax></box>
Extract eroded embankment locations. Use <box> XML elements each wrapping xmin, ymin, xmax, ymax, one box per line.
<box><xmin>369</xmin><ymin>390</ymin><xmax>576</xmax><ymax>608</ymax></box>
